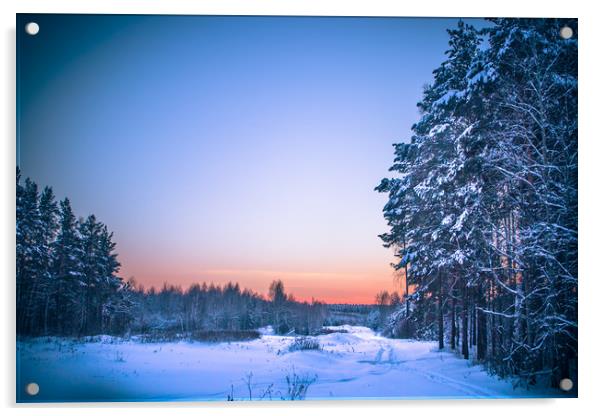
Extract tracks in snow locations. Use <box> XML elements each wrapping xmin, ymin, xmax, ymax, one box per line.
<box><xmin>357</xmin><ymin>339</ymin><xmax>498</xmax><ymax>398</ymax></box>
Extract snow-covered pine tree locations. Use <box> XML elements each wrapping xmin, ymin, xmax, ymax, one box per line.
<box><xmin>16</xmin><ymin>176</ymin><xmax>57</xmax><ymax>334</ymax></box>
<box><xmin>78</xmin><ymin>214</ymin><xmax>103</xmax><ymax>333</ymax></box>
<box><xmin>51</xmin><ymin>198</ymin><xmax>85</xmax><ymax>335</ymax></box>
<box><xmin>36</xmin><ymin>186</ymin><xmax>59</xmax><ymax>334</ymax></box>
<box><xmin>482</xmin><ymin>18</ymin><xmax>578</xmax><ymax>385</ymax></box>
<box><xmin>378</xmin><ymin>18</ymin><xmax>577</xmax><ymax>387</ymax></box>
<box><xmin>378</xmin><ymin>21</ymin><xmax>482</xmax><ymax>350</ymax></box>
<box><xmin>16</xmin><ymin>173</ymin><xmax>151</xmax><ymax>336</ymax></box>
<box><xmin>16</xmin><ymin>173</ymin><xmax>43</xmax><ymax>333</ymax></box>
<box><xmin>76</xmin><ymin>215</ymin><xmax>126</xmax><ymax>334</ymax></box>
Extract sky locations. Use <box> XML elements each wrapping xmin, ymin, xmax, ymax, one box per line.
<box><xmin>17</xmin><ymin>14</ymin><xmax>485</xmax><ymax>304</ymax></box>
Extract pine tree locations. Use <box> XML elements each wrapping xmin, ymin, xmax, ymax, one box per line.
<box><xmin>378</xmin><ymin>18</ymin><xmax>577</xmax><ymax>386</ymax></box>
<box><xmin>78</xmin><ymin>215</ymin><xmax>103</xmax><ymax>333</ymax></box>
<box><xmin>17</xmin><ymin>173</ymin><xmax>136</xmax><ymax>336</ymax></box>
<box><xmin>37</xmin><ymin>186</ymin><xmax>59</xmax><ymax>334</ymax></box>
<box><xmin>16</xmin><ymin>177</ymin><xmax>46</xmax><ymax>333</ymax></box>
<box><xmin>52</xmin><ymin>198</ymin><xmax>84</xmax><ymax>334</ymax></box>
<box><xmin>483</xmin><ymin>17</ymin><xmax>578</xmax><ymax>385</ymax></box>
<box><xmin>378</xmin><ymin>20</ymin><xmax>483</xmax><ymax>351</ymax></box>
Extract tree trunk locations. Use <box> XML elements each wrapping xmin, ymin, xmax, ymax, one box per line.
<box><xmin>490</xmin><ymin>283</ymin><xmax>497</xmax><ymax>362</ymax></box>
<box><xmin>43</xmin><ymin>295</ymin><xmax>51</xmax><ymax>335</ymax></box>
<box><xmin>450</xmin><ymin>290</ymin><xmax>456</xmax><ymax>350</ymax></box>
<box><xmin>438</xmin><ymin>271</ymin><xmax>444</xmax><ymax>350</ymax></box>
<box><xmin>405</xmin><ymin>263</ymin><xmax>410</xmax><ymax>318</ymax></box>
<box><xmin>462</xmin><ymin>286</ymin><xmax>469</xmax><ymax>359</ymax></box>
<box><xmin>477</xmin><ymin>288</ymin><xmax>487</xmax><ymax>361</ymax></box>
<box><xmin>471</xmin><ymin>292</ymin><xmax>477</xmax><ymax>346</ymax></box>
<box><xmin>403</xmin><ymin>233</ymin><xmax>410</xmax><ymax>319</ymax></box>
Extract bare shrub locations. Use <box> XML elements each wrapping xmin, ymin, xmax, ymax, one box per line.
<box><xmin>283</xmin><ymin>367</ymin><xmax>317</xmax><ymax>400</ymax></box>
<box><xmin>288</xmin><ymin>337</ymin><xmax>321</xmax><ymax>352</ymax></box>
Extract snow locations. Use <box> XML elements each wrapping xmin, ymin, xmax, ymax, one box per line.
<box><xmin>451</xmin><ymin>209</ymin><xmax>469</xmax><ymax>232</ymax></box>
<box><xmin>441</xmin><ymin>214</ymin><xmax>454</xmax><ymax>226</ymax></box>
<box><xmin>17</xmin><ymin>326</ymin><xmax>563</xmax><ymax>402</ymax></box>
<box><xmin>433</xmin><ymin>90</ymin><xmax>466</xmax><ymax>108</ymax></box>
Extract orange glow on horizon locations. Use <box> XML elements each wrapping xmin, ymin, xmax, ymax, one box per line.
<box><xmin>119</xmin><ymin>265</ymin><xmax>404</xmax><ymax>305</ymax></box>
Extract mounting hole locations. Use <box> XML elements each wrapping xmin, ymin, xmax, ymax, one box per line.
<box><xmin>25</xmin><ymin>22</ymin><xmax>39</xmax><ymax>36</ymax></box>
<box><xmin>559</xmin><ymin>26</ymin><xmax>573</xmax><ymax>40</ymax></box>
<box><xmin>25</xmin><ymin>382</ymin><xmax>39</xmax><ymax>396</ymax></box>
<box><xmin>559</xmin><ymin>378</ymin><xmax>573</xmax><ymax>391</ymax></box>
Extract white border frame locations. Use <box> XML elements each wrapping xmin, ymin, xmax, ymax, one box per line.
<box><xmin>2</xmin><ymin>1</ymin><xmax>600</xmax><ymax>415</ymax></box>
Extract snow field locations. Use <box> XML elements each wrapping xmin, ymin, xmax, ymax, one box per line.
<box><xmin>17</xmin><ymin>325</ymin><xmax>562</xmax><ymax>402</ymax></box>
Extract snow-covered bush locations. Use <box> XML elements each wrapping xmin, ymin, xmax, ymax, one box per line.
<box><xmin>382</xmin><ymin>307</ymin><xmax>414</xmax><ymax>339</ymax></box>
<box><xmin>288</xmin><ymin>337</ymin><xmax>321</xmax><ymax>352</ymax></box>
<box><xmin>318</xmin><ymin>327</ymin><xmax>348</xmax><ymax>335</ymax></box>
<box><xmin>190</xmin><ymin>330</ymin><xmax>260</xmax><ymax>343</ymax></box>
<box><xmin>366</xmin><ymin>309</ymin><xmax>382</xmax><ymax>330</ymax></box>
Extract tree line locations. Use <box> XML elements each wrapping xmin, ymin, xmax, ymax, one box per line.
<box><xmin>16</xmin><ymin>175</ymin><xmax>326</xmax><ymax>338</ymax></box>
<box><xmin>128</xmin><ymin>279</ymin><xmax>327</xmax><ymax>336</ymax></box>
<box><xmin>376</xmin><ymin>18</ymin><xmax>577</xmax><ymax>388</ymax></box>
<box><xmin>17</xmin><ymin>168</ymin><xmax>134</xmax><ymax>336</ymax></box>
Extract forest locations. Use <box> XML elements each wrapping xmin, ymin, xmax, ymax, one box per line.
<box><xmin>16</xmin><ymin>17</ymin><xmax>577</xmax><ymax>393</ymax></box>
<box><xmin>16</xmin><ymin>170</ymin><xmax>328</xmax><ymax>338</ymax></box>
<box><xmin>376</xmin><ymin>18</ymin><xmax>577</xmax><ymax>387</ymax></box>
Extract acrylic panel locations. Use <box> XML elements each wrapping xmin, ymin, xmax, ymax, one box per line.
<box><xmin>16</xmin><ymin>14</ymin><xmax>578</xmax><ymax>402</ymax></box>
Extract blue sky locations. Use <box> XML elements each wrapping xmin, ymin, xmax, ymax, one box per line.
<box><xmin>17</xmin><ymin>14</ymin><xmax>485</xmax><ymax>302</ymax></box>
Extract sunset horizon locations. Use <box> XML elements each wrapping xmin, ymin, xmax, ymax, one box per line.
<box><xmin>18</xmin><ymin>15</ymin><xmax>462</xmax><ymax>305</ymax></box>
<box><xmin>118</xmin><ymin>265</ymin><xmax>403</xmax><ymax>304</ymax></box>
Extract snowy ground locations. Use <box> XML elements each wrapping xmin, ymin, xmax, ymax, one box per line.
<box><xmin>17</xmin><ymin>325</ymin><xmax>566</xmax><ymax>402</ymax></box>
